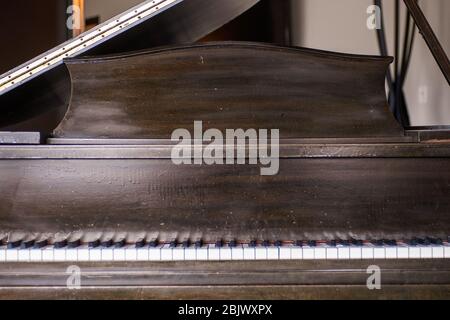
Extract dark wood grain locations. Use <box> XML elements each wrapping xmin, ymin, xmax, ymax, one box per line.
<box><xmin>0</xmin><ymin>156</ymin><xmax>449</xmax><ymax>240</ymax></box>
<box><xmin>0</xmin><ymin>260</ymin><xmax>449</xmax><ymax>299</ymax></box>
<box><xmin>54</xmin><ymin>42</ymin><xmax>404</xmax><ymax>140</ymax></box>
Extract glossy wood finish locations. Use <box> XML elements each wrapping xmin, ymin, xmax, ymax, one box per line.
<box><xmin>0</xmin><ymin>260</ymin><xmax>449</xmax><ymax>299</ymax></box>
<box><xmin>0</xmin><ymin>155</ymin><xmax>449</xmax><ymax>240</ymax></box>
<box><xmin>55</xmin><ymin>42</ymin><xmax>404</xmax><ymax>140</ymax></box>
<box><xmin>0</xmin><ymin>0</ymin><xmax>260</xmax><ymax>133</ymax></box>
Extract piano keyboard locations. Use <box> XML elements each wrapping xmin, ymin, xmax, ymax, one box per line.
<box><xmin>1</xmin><ymin>238</ymin><xmax>449</xmax><ymax>262</ymax></box>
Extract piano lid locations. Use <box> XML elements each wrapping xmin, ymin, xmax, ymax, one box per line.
<box><xmin>0</xmin><ymin>0</ymin><xmax>260</xmax><ymax>133</ymax></box>
<box><xmin>54</xmin><ymin>42</ymin><xmax>405</xmax><ymax>140</ymax></box>
<box><xmin>0</xmin><ymin>0</ymin><xmax>259</xmax><ymax>95</ymax></box>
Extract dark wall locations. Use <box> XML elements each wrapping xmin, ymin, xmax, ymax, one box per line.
<box><xmin>0</xmin><ymin>0</ymin><xmax>69</xmax><ymax>74</ymax></box>
<box><xmin>201</xmin><ymin>0</ymin><xmax>291</xmax><ymax>45</ymax></box>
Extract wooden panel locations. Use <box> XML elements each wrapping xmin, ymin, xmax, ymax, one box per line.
<box><xmin>0</xmin><ymin>260</ymin><xmax>449</xmax><ymax>299</ymax></box>
<box><xmin>55</xmin><ymin>42</ymin><xmax>404</xmax><ymax>139</ymax></box>
<box><xmin>0</xmin><ymin>157</ymin><xmax>449</xmax><ymax>239</ymax></box>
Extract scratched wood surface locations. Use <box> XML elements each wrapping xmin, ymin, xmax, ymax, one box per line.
<box><xmin>0</xmin><ymin>157</ymin><xmax>449</xmax><ymax>239</ymax></box>
<box><xmin>0</xmin><ymin>260</ymin><xmax>449</xmax><ymax>299</ymax></box>
<box><xmin>54</xmin><ymin>42</ymin><xmax>405</xmax><ymax>140</ymax></box>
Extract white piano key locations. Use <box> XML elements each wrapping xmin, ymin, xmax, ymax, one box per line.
<box><xmin>30</xmin><ymin>249</ymin><xmax>43</xmax><ymax>262</ymax></box>
<box><xmin>373</xmin><ymin>247</ymin><xmax>385</xmax><ymax>259</ymax></box>
<box><xmin>42</xmin><ymin>247</ymin><xmax>54</xmax><ymax>261</ymax></box>
<box><xmin>208</xmin><ymin>245</ymin><xmax>220</xmax><ymax>261</ymax></box>
<box><xmin>432</xmin><ymin>246</ymin><xmax>444</xmax><ymax>259</ymax></box>
<box><xmin>255</xmin><ymin>247</ymin><xmax>267</xmax><ymax>260</ymax></box>
<box><xmin>137</xmin><ymin>248</ymin><xmax>150</xmax><ymax>261</ymax></box>
<box><xmin>220</xmin><ymin>247</ymin><xmax>232</xmax><ymax>261</ymax></box>
<box><xmin>361</xmin><ymin>247</ymin><xmax>374</xmax><ymax>259</ymax></box>
<box><xmin>149</xmin><ymin>246</ymin><xmax>162</xmax><ymax>261</ymax></box>
<box><xmin>385</xmin><ymin>247</ymin><xmax>397</xmax><ymax>259</ymax></box>
<box><xmin>172</xmin><ymin>247</ymin><xmax>185</xmax><ymax>261</ymax></box>
<box><xmin>397</xmin><ymin>247</ymin><xmax>409</xmax><ymax>259</ymax></box>
<box><xmin>101</xmin><ymin>248</ymin><xmax>114</xmax><ymax>261</ymax></box>
<box><xmin>89</xmin><ymin>249</ymin><xmax>102</xmax><ymax>261</ymax></box>
<box><xmin>196</xmin><ymin>247</ymin><xmax>208</xmax><ymax>261</ymax></box>
<box><xmin>113</xmin><ymin>248</ymin><xmax>126</xmax><ymax>261</ymax></box>
<box><xmin>421</xmin><ymin>247</ymin><xmax>433</xmax><ymax>259</ymax></box>
<box><xmin>77</xmin><ymin>247</ymin><xmax>90</xmax><ymax>261</ymax></box>
<box><xmin>279</xmin><ymin>246</ymin><xmax>291</xmax><ymax>260</ymax></box>
<box><xmin>243</xmin><ymin>246</ymin><xmax>255</xmax><ymax>260</ymax></box>
<box><xmin>66</xmin><ymin>249</ymin><xmax>78</xmax><ymax>261</ymax></box>
<box><xmin>326</xmin><ymin>247</ymin><xmax>338</xmax><ymax>260</ymax></box>
<box><xmin>161</xmin><ymin>245</ymin><xmax>173</xmax><ymax>261</ymax></box>
<box><xmin>185</xmin><ymin>247</ymin><xmax>197</xmax><ymax>261</ymax></box>
<box><xmin>54</xmin><ymin>249</ymin><xmax>66</xmax><ymax>262</ymax></box>
<box><xmin>445</xmin><ymin>246</ymin><xmax>450</xmax><ymax>258</ymax></box>
<box><xmin>267</xmin><ymin>247</ymin><xmax>279</xmax><ymax>260</ymax></box>
<box><xmin>125</xmin><ymin>247</ymin><xmax>137</xmax><ymax>261</ymax></box>
<box><xmin>315</xmin><ymin>247</ymin><xmax>326</xmax><ymax>260</ymax></box>
<box><xmin>232</xmin><ymin>246</ymin><xmax>244</xmax><ymax>260</ymax></box>
<box><xmin>0</xmin><ymin>247</ymin><xmax>5</xmax><ymax>262</ymax></box>
<box><xmin>291</xmin><ymin>247</ymin><xmax>302</xmax><ymax>259</ymax></box>
<box><xmin>18</xmin><ymin>249</ymin><xmax>30</xmax><ymax>262</ymax></box>
<box><xmin>5</xmin><ymin>249</ymin><xmax>18</xmax><ymax>262</ymax></box>
<box><xmin>338</xmin><ymin>247</ymin><xmax>350</xmax><ymax>259</ymax></box>
<box><xmin>349</xmin><ymin>247</ymin><xmax>362</xmax><ymax>260</ymax></box>
<box><xmin>409</xmin><ymin>247</ymin><xmax>421</xmax><ymax>258</ymax></box>
<box><xmin>303</xmin><ymin>247</ymin><xmax>314</xmax><ymax>260</ymax></box>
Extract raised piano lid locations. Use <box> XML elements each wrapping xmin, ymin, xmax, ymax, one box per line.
<box><xmin>54</xmin><ymin>42</ymin><xmax>405</xmax><ymax>140</ymax></box>
<box><xmin>0</xmin><ymin>0</ymin><xmax>259</xmax><ymax>131</ymax></box>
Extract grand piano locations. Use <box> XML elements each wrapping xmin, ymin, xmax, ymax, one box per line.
<box><xmin>0</xmin><ymin>0</ymin><xmax>449</xmax><ymax>299</ymax></box>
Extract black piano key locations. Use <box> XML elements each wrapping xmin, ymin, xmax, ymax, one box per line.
<box><xmin>114</xmin><ymin>238</ymin><xmax>126</xmax><ymax>248</ymax></box>
<box><xmin>327</xmin><ymin>240</ymin><xmax>336</xmax><ymax>247</ymax></box>
<box><xmin>295</xmin><ymin>240</ymin><xmax>303</xmax><ymax>247</ymax></box>
<box><xmin>274</xmin><ymin>240</ymin><xmax>282</xmax><ymax>247</ymax></box>
<box><xmin>435</xmin><ymin>238</ymin><xmax>443</xmax><ymax>245</ymax></box>
<box><xmin>21</xmin><ymin>239</ymin><xmax>35</xmax><ymax>249</ymax></box>
<box><xmin>33</xmin><ymin>239</ymin><xmax>48</xmax><ymax>249</ymax></box>
<box><xmin>182</xmin><ymin>239</ymin><xmax>191</xmax><ymax>248</ymax></box>
<box><xmin>7</xmin><ymin>240</ymin><xmax>22</xmax><ymax>249</ymax></box>
<box><xmin>229</xmin><ymin>240</ymin><xmax>237</xmax><ymax>248</ymax></box>
<box><xmin>89</xmin><ymin>239</ymin><xmax>100</xmax><ymax>248</ymax></box>
<box><xmin>409</xmin><ymin>238</ymin><xmax>418</xmax><ymax>246</ymax></box>
<box><xmin>148</xmin><ymin>239</ymin><xmax>159</xmax><ymax>248</ymax></box>
<box><xmin>383</xmin><ymin>239</ymin><xmax>395</xmax><ymax>246</ymax></box>
<box><xmin>350</xmin><ymin>239</ymin><xmax>363</xmax><ymax>246</ymax></box>
<box><xmin>101</xmin><ymin>239</ymin><xmax>113</xmax><ymax>248</ymax></box>
<box><xmin>135</xmin><ymin>238</ymin><xmax>146</xmax><ymax>248</ymax></box>
<box><xmin>68</xmin><ymin>239</ymin><xmax>81</xmax><ymax>249</ymax></box>
<box><xmin>169</xmin><ymin>239</ymin><xmax>178</xmax><ymax>248</ymax></box>
<box><xmin>415</xmin><ymin>238</ymin><xmax>425</xmax><ymax>245</ymax></box>
<box><xmin>372</xmin><ymin>239</ymin><xmax>383</xmax><ymax>246</ymax></box>
<box><xmin>262</xmin><ymin>240</ymin><xmax>270</xmax><ymax>247</ymax></box>
<box><xmin>194</xmin><ymin>239</ymin><xmax>203</xmax><ymax>248</ymax></box>
<box><xmin>54</xmin><ymin>239</ymin><xmax>67</xmax><ymax>249</ymax></box>
<box><xmin>340</xmin><ymin>240</ymin><xmax>350</xmax><ymax>247</ymax></box>
<box><xmin>307</xmin><ymin>240</ymin><xmax>317</xmax><ymax>247</ymax></box>
<box><xmin>249</xmin><ymin>240</ymin><xmax>257</xmax><ymax>248</ymax></box>
<box><xmin>215</xmin><ymin>239</ymin><xmax>223</xmax><ymax>248</ymax></box>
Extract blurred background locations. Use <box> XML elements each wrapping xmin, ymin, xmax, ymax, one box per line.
<box><xmin>0</xmin><ymin>0</ymin><xmax>448</xmax><ymax>126</ymax></box>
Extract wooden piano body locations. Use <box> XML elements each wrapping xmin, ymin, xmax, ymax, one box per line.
<box><xmin>0</xmin><ymin>1</ymin><xmax>449</xmax><ymax>300</ymax></box>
